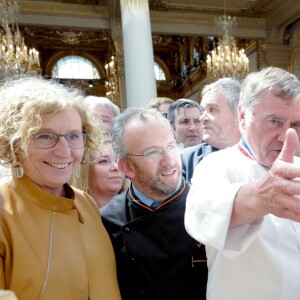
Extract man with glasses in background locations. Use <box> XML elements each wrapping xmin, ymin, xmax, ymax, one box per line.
<box><xmin>84</xmin><ymin>95</ymin><xmax>120</xmax><ymax>135</ymax></box>
<box><xmin>100</xmin><ymin>107</ymin><xmax>207</xmax><ymax>300</ymax></box>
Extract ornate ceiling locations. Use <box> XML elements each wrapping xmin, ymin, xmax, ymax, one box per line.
<box><xmin>149</xmin><ymin>0</ymin><xmax>278</xmax><ymax>17</ymax></box>
<box><xmin>5</xmin><ymin>0</ymin><xmax>300</xmax><ymax>101</ymax></box>
<box><xmin>17</xmin><ymin>0</ymin><xmax>300</xmax><ymax>36</ymax></box>
<box><xmin>16</xmin><ymin>0</ymin><xmax>300</xmax><ymax>57</ymax></box>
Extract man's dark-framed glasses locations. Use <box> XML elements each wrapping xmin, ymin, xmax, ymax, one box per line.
<box><xmin>33</xmin><ymin>132</ymin><xmax>88</xmax><ymax>149</ymax></box>
<box><xmin>126</xmin><ymin>143</ymin><xmax>179</xmax><ymax>160</ymax></box>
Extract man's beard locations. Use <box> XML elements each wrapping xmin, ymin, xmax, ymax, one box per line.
<box><xmin>132</xmin><ymin>162</ymin><xmax>182</xmax><ymax>199</ymax></box>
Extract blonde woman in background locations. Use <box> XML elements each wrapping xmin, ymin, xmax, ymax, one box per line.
<box><xmin>147</xmin><ymin>97</ymin><xmax>173</xmax><ymax>117</ymax></box>
<box><xmin>71</xmin><ymin>140</ymin><xmax>124</xmax><ymax>208</ymax></box>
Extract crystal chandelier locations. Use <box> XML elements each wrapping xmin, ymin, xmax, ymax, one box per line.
<box><xmin>105</xmin><ymin>56</ymin><xmax>119</xmax><ymax>103</ymax></box>
<box><xmin>206</xmin><ymin>2</ymin><xmax>249</xmax><ymax>79</ymax></box>
<box><xmin>0</xmin><ymin>0</ymin><xmax>40</xmax><ymax>80</ymax></box>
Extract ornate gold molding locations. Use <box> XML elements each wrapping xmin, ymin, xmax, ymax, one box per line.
<box><xmin>151</xmin><ymin>11</ymin><xmax>265</xmax><ymax>29</ymax></box>
<box><xmin>20</xmin><ymin>2</ymin><xmax>108</xmax><ymax>17</ymax></box>
<box><xmin>55</xmin><ymin>0</ymin><xmax>98</xmax><ymax>4</ymax></box>
<box><xmin>120</xmin><ymin>0</ymin><xmax>149</xmax><ymax>11</ymax></box>
<box><xmin>149</xmin><ymin>0</ymin><xmax>273</xmax><ymax>18</ymax></box>
<box><xmin>275</xmin><ymin>11</ymin><xmax>300</xmax><ymax>40</ymax></box>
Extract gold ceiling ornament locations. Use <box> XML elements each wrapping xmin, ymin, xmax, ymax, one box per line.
<box><xmin>0</xmin><ymin>0</ymin><xmax>41</xmax><ymax>80</ymax></box>
<box><xmin>206</xmin><ymin>0</ymin><xmax>249</xmax><ymax>79</ymax></box>
<box><xmin>105</xmin><ymin>56</ymin><xmax>119</xmax><ymax>103</ymax></box>
<box><xmin>121</xmin><ymin>0</ymin><xmax>149</xmax><ymax>11</ymax></box>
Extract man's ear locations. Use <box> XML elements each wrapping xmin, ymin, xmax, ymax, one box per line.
<box><xmin>118</xmin><ymin>158</ymin><xmax>135</xmax><ymax>179</ymax></box>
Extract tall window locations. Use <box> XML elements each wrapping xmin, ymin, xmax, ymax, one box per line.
<box><xmin>51</xmin><ymin>55</ymin><xmax>100</xmax><ymax>79</ymax></box>
<box><xmin>154</xmin><ymin>62</ymin><xmax>166</xmax><ymax>80</ymax></box>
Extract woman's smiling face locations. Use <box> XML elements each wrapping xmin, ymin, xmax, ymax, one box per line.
<box><xmin>22</xmin><ymin>109</ymin><xmax>85</xmax><ymax>196</ymax></box>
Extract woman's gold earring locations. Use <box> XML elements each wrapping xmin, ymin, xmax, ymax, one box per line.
<box><xmin>11</xmin><ymin>161</ymin><xmax>24</xmax><ymax>178</ymax></box>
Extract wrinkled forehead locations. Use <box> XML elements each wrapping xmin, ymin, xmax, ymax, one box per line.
<box><xmin>124</xmin><ymin>118</ymin><xmax>175</xmax><ymax>148</ymax></box>
<box><xmin>175</xmin><ymin>106</ymin><xmax>201</xmax><ymax>117</ymax></box>
<box><xmin>93</xmin><ymin>105</ymin><xmax>115</xmax><ymax>119</ymax></box>
<box><xmin>252</xmin><ymin>92</ymin><xmax>300</xmax><ymax>120</ymax></box>
<box><xmin>201</xmin><ymin>91</ymin><xmax>225</xmax><ymax>106</ymax></box>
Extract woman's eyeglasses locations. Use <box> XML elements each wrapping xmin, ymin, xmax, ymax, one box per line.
<box><xmin>33</xmin><ymin>132</ymin><xmax>89</xmax><ymax>149</ymax></box>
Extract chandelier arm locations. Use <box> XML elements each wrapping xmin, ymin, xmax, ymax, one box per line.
<box><xmin>205</xmin><ymin>0</ymin><xmax>249</xmax><ymax>80</ymax></box>
<box><xmin>0</xmin><ymin>0</ymin><xmax>41</xmax><ymax>79</ymax></box>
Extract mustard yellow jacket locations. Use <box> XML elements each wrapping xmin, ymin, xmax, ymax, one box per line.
<box><xmin>0</xmin><ymin>176</ymin><xmax>121</xmax><ymax>300</ymax></box>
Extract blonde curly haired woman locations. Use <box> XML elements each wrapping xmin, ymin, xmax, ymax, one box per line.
<box><xmin>0</xmin><ymin>76</ymin><xmax>121</xmax><ymax>300</ymax></box>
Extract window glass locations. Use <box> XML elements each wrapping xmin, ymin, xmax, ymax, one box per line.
<box><xmin>52</xmin><ymin>55</ymin><xmax>100</xmax><ymax>79</ymax></box>
<box><xmin>154</xmin><ymin>62</ymin><xmax>166</xmax><ymax>80</ymax></box>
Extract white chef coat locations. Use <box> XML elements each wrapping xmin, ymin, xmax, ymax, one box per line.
<box><xmin>185</xmin><ymin>144</ymin><xmax>300</xmax><ymax>300</ymax></box>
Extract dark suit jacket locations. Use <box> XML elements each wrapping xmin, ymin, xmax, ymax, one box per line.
<box><xmin>182</xmin><ymin>143</ymin><xmax>218</xmax><ymax>183</ymax></box>
<box><xmin>100</xmin><ymin>180</ymin><xmax>207</xmax><ymax>300</ymax></box>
